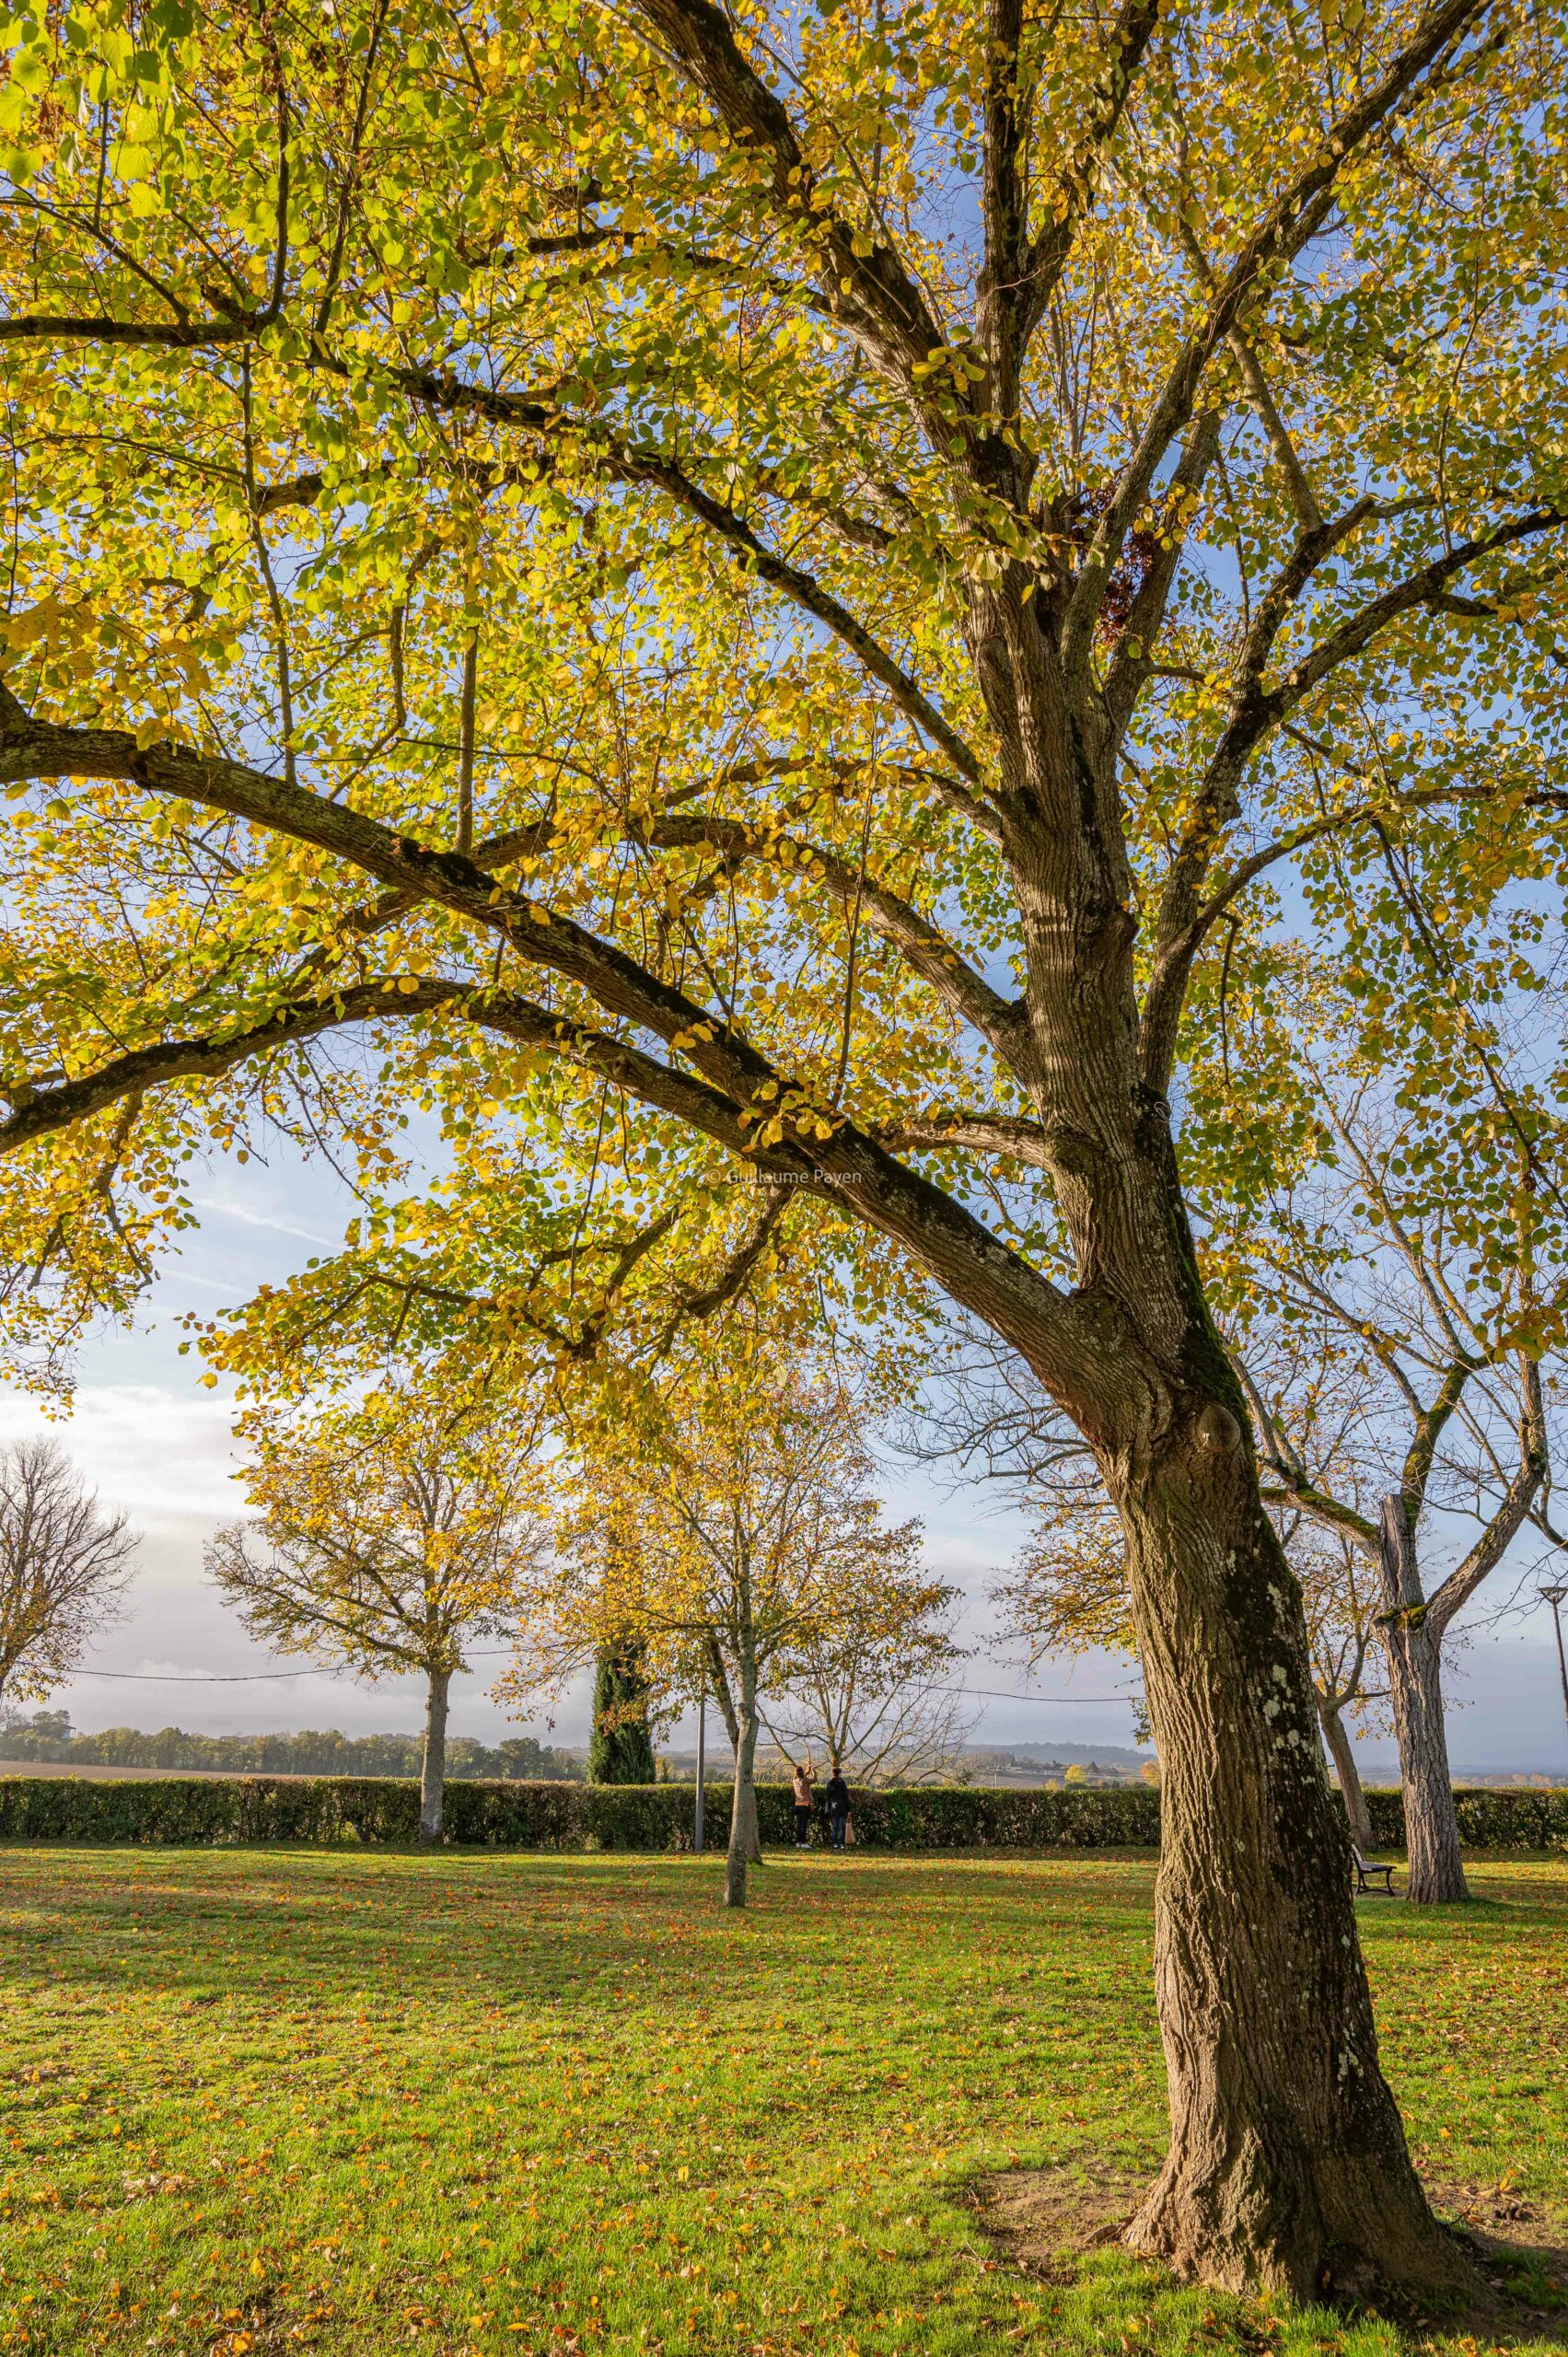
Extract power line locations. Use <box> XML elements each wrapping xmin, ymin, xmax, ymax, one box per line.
<box><xmin>70</xmin><ymin>1648</ymin><xmax>515</xmax><ymax>1685</ymax></box>
<box><xmin>72</xmin><ymin>1667</ymin><xmax>345</xmax><ymax>1684</ymax></box>
<box><xmin>68</xmin><ymin>1666</ymin><xmax>1140</xmax><ymax>1704</ymax></box>
<box><xmin>939</xmin><ymin>1684</ymin><xmax>1139</xmax><ymax>1705</ymax></box>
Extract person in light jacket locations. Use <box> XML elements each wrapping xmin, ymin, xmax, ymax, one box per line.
<box><xmin>792</xmin><ymin>1760</ymin><xmax>816</xmax><ymax>1849</ymax></box>
<box><xmin>825</xmin><ymin>1763</ymin><xmax>851</xmax><ymax>1851</ymax></box>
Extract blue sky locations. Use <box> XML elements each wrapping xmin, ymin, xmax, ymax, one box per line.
<box><xmin>2</xmin><ymin>1131</ymin><xmax>1565</xmax><ymax>1772</ymax></box>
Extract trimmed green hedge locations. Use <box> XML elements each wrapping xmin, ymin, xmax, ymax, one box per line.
<box><xmin>0</xmin><ymin>1774</ymin><xmax>1162</xmax><ymax>1850</ymax></box>
<box><xmin>1361</xmin><ymin>1783</ymin><xmax>1568</xmax><ymax>1852</ymax></box>
<box><xmin>0</xmin><ymin>1773</ymin><xmax>1562</xmax><ymax>1852</ymax></box>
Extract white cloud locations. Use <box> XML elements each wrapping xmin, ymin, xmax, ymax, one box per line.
<box><xmin>0</xmin><ymin>1382</ymin><xmax>246</xmax><ymax>1521</ymax></box>
<box><xmin>189</xmin><ymin>1195</ymin><xmax>338</xmax><ymax>1248</ymax></box>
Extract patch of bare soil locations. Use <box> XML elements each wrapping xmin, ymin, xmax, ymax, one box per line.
<box><xmin>969</xmin><ymin>2167</ymin><xmax>1568</xmax><ymax>2347</ymax></box>
<box><xmin>963</xmin><ymin>2165</ymin><xmax>1143</xmax><ymax>2283</ymax></box>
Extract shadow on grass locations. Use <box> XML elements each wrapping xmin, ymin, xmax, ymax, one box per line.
<box><xmin>970</xmin><ymin>2163</ymin><xmax>1568</xmax><ymax>2352</ymax></box>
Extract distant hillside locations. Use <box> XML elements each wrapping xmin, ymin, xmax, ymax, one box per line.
<box><xmin>0</xmin><ymin>1713</ymin><xmax>585</xmax><ymax>1782</ymax></box>
<box><xmin>664</xmin><ymin>1737</ymin><xmax>1156</xmax><ymax>1788</ymax></box>
<box><xmin>980</xmin><ymin>1738</ymin><xmax>1155</xmax><ymax>1773</ymax></box>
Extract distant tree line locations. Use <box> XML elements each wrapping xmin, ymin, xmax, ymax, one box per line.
<box><xmin>0</xmin><ymin>1712</ymin><xmax>583</xmax><ymax>1782</ymax></box>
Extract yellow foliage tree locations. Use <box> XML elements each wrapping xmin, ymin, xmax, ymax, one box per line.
<box><xmin>207</xmin><ymin>1386</ymin><xmax>547</xmax><ymax>1840</ymax></box>
<box><xmin>518</xmin><ymin>1365</ymin><xmax>916</xmax><ymax>1906</ymax></box>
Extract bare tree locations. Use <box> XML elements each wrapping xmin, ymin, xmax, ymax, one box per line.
<box><xmin>767</xmin><ymin>1564</ymin><xmax>973</xmax><ymax>1787</ymax></box>
<box><xmin>0</xmin><ymin>1437</ymin><xmax>137</xmax><ymax>1711</ymax></box>
<box><xmin>1229</xmin><ymin>1165</ymin><xmax>1552</xmax><ymax>1904</ymax></box>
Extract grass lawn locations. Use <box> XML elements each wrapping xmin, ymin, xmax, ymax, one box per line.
<box><xmin>0</xmin><ymin>1848</ymin><xmax>1562</xmax><ymax>2357</ymax></box>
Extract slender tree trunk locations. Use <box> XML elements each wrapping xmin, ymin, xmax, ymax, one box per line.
<box><xmin>1377</xmin><ymin>1500</ymin><xmax>1467</xmax><ymax>1904</ymax></box>
<box><xmin>419</xmin><ymin>1666</ymin><xmax>450</xmax><ymax>1846</ymax></box>
<box><xmin>706</xmin><ymin>1633</ymin><xmax>761</xmax><ymax>1866</ymax></box>
<box><xmin>738</xmin><ymin>1764</ymin><xmax>761</xmax><ymax>1864</ymax></box>
<box><xmin>1317</xmin><ymin>1696</ymin><xmax>1375</xmax><ymax>1855</ymax></box>
<box><xmin>726</xmin><ymin>1701</ymin><xmax>760</xmax><ymax>1909</ymax></box>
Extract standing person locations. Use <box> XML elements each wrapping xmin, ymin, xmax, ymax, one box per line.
<box><xmin>791</xmin><ymin>1759</ymin><xmax>816</xmax><ymax>1849</ymax></box>
<box><xmin>825</xmin><ymin>1760</ymin><xmax>851</xmax><ymax>1852</ymax></box>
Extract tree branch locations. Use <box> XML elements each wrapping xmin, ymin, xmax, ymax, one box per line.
<box><xmin>645</xmin><ymin>813</ymin><xmax>1022</xmax><ymax>1051</ymax></box>
<box><xmin>0</xmin><ymin>685</ymin><xmax>1109</xmax><ymax>1404</ymax></box>
<box><xmin>630</xmin><ymin>0</ymin><xmax>947</xmax><ymax>384</ymax></box>
<box><xmin>1421</xmin><ymin>1357</ymin><xmax>1547</xmax><ymax>1636</ymax></box>
<box><xmin>1061</xmin><ymin>0</ymin><xmax>1490</xmax><ymax>672</ymax></box>
<box><xmin>1015</xmin><ymin>0</ymin><xmax>1164</xmax><ymax>354</ymax></box>
<box><xmin>874</xmin><ymin>1109</ymin><xmax>1051</xmax><ymax>1167</ymax></box>
<box><xmin>0</xmin><ymin>979</ymin><xmax>466</xmax><ymax>1157</ymax></box>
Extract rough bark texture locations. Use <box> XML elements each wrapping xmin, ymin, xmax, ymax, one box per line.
<box><xmin>1104</xmin><ymin>1395</ymin><xmax>1465</xmax><ymax>2300</ymax></box>
<box><xmin>1383</xmin><ymin>1623</ymin><xmax>1467</xmax><ymax>1903</ymax></box>
<box><xmin>1318</xmin><ymin>1700</ymin><xmax>1375</xmax><ymax>1856</ymax></box>
<box><xmin>1377</xmin><ymin>1501</ymin><xmax>1468</xmax><ymax>1904</ymax></box>
<box><xmin>419</xmin><ymin>1666</ymin><xmax>449</xmax><ymax>1846</ymax></box>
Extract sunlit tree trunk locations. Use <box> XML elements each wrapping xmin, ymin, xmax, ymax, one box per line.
<box><xmin>1377</xmin><ymin>1501</ymin><xmax>1467</xmax><ymax>1903</ymax></box>
<box><xmin>1382</xmin><ymin>1620</ymin><xmax>1466</xmax><ymax>1903</ymax></box>
<box><xmin>419</xmin><ymin>1666</ymin><xmax>450</xmax><ymax>1846</ymax></box>
<box><xmin>726</xmin><ymin>1692</ymin><xmax>761</xmax><ymax>1910</ymax></box>
<box><xmin>724</xmin><ymin>1575</ymin><xmax>762</xmax><ymax>1909</ymax></box>
<box><xmin>1106</xmin><ymin>1386</ymin><xmax>1460</xmax><ymax>2297</ymax></box>
<box><xmin>705</xmin><ymin>1633</ymin><xmax>761</xmax><ymax>1871</ymax></box>
<box><xmin>1317</xmin><ymin>1696</ymin><xmax>1375</xmax><ymax>1855</ymax></box>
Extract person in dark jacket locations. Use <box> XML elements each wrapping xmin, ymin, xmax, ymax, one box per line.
<box><xmin>825</xmin><ymin>1763</ymin><xmax>851</xmax><ymax>1850</ymax></box>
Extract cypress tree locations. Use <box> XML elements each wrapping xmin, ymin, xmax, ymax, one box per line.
<box><xmin>589</xmin><ymin>1642</ymin><xmax>656</xmax><ymax>1783</ymax></box>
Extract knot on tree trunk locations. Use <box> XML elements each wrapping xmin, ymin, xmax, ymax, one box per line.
<box><xmin>1191</xmin><ymin>1401</ymin><xmax>1241</xmax><ymax>1457</ymax></box>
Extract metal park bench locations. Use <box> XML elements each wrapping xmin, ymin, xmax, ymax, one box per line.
<box><xmin>1353</xmin><ymin>1851</ymin><xmax>1396</xmax><ymax>1895</ymax></box>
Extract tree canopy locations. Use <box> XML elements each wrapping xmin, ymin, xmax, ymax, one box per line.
<box><xmin>0</xmin><ymin>0</ymin><xmax>1562</xmax><ymax>1404</ymax></box>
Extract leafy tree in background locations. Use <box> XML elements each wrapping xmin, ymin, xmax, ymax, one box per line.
<box><xmin>207</xmin><ymin>1386</ymin><xmax>546</xmax><ymax>1840</ymax></box>
<box><xmin>527</xmin><ymin>1365</ymin><xmax>915</xmax><ymax>1906</ymax></box>
<box><xmin>0</xmin><ymin>1438</ymin><xmax>138</xmax><ymax>1711</ymax></box>
<box><xmin>1</xmin><ymin>0</ymin><xmax>1567</xmax><ymax>2292</ymax></box>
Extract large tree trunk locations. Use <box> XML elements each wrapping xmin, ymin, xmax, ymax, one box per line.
<box><xmin>1112</xmin><ymin>1434</ymin><xmax>1468</xmax><ymax>2298</ymax></box>
<box><xmin>1317</xmin><ymin>1697</ymin><xmax>1375</xmax><ymax>1855</ymax></box>
<box><xmin>1377</xmin><ymin>1500</ymin><xmax>1467</xmax><ymax>1904</ymax></box>
<box><xmin>419</xmin><ymin>1666</ymin><xmax>450</xmax><ymax>1846</ymax></box>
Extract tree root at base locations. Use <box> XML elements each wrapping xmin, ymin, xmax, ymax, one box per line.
<box><xmin>966</xmin><ymin>2165</ymin><xmax>1568</xmax><ymax>2345</ymax></box>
